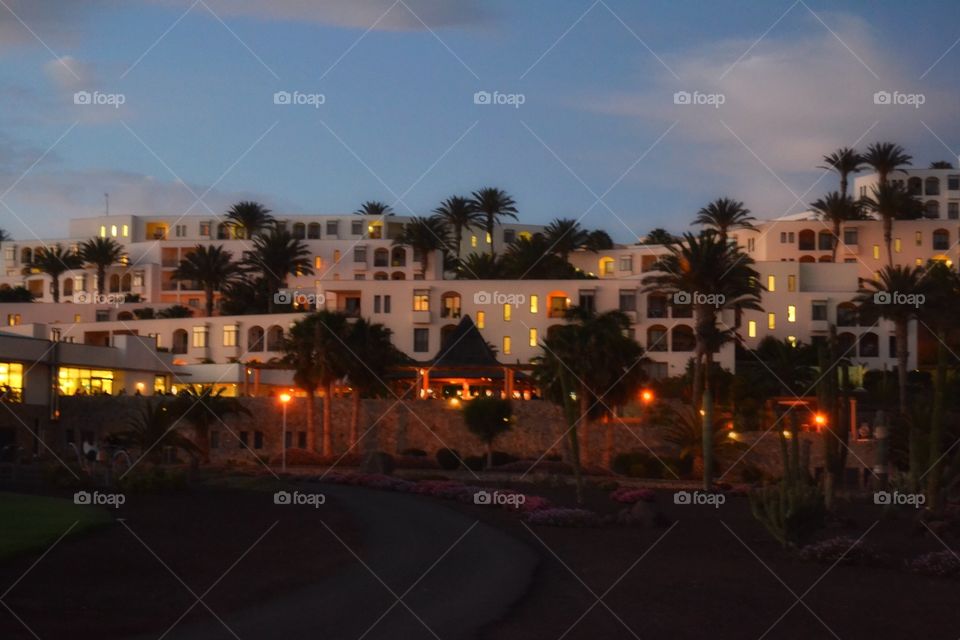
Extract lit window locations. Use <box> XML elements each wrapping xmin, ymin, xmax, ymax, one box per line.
<box><xmin>530</xmin><ymin>295</ymin><xmax>538</xmax><ymax>314</ymax></box>
<box><xmin>99</xmin><ymin>225</ymin><xmax>107</xmax><ymax>238</ymax></box>
<box><xmin>314</xmin><ymin>256</ymin><xmax>323</xmax><ymax>269</ymax></box>
<box><xmin>223</xmin><ymin>325</ymin><xmax>238</xmax><ymax>347</ymax></box>
<box><xmin>0</xmin><ymin>362</ymin><xmax>24</xmax><ymax>402</ymax></box>
<box><xmin>58</xmin><ymin>367</ymin><xmax>113</xmax><ymax>395</ymax></box>
<box><xmin>503</xmin><ymin>303</ymin><xmax>511</xmax><ymax>321</ymax></box>
<box><xmin>470</xmin><ymin>235</ymin><xmax>478</xmax><ymax>248</ymax></box>
<box><xmin>503</xmin><ymin>336</ymin><xmax>511</xmax><ymax>355</ymax></box>
<box><xmin>486</xmin><ymin>232</ymin><xmax>492</xmax><ymax>244</ymax></box>
<box><xmin>110</xmin><ymin>225</ymin><xmax>118</xmax><ymax>237</ymax></box>
<box><xmin>192</xmin><ymin>326</ymin><xmax>208</xmax><ymax>348</ymax></box>
<box><xmin>747</xmin><ymin>320</ymin><xmax>756</xmax><ymax>338</ymax></box>
<box><xmin>894</xmin><ymin>238</ymin><xmax>901</xmax><ymax>253</ymax></box>
<box><xmin>767</xmin><ymin>275</ymin><xmax>775</xmax><ymax>292</ymax></box>
<box><xmin>916</xmin><ymin>258</ymin><xmax>923</xmax><ymax>266</ymax></box>
<box><xmin>787</xmin><ymin>305</ymin><xmax>796</xmax><ymax>322</ymax></box>
<box><xmin>413</xmin><ymin>290</ymin><xmax>430</xmax><ymax>311</ymax></box>
<box><xmin>73</xmin><ymin>314</ymin><xmax>81</xmax><ymax>323</ymax></box>
<box><xmin>476</xmin><ymin>311</ymin><xmax>485</xmax><ymax>329</ymax></box>
<box><xmin>768</xmin><ymin>313</ymin><xmax>776</xmax><ymax>330</ymax></box>
<box><xmin>787</xmin><ymin>336</ymin><xmax>797</xmax><ymax>346</ymax></box>
<box><xmin>529</xmin><ymin>328</ymin><xmax>538</xmax><ymax>346</ymax></box>
<box><xmin>6</xmin><ymin>314</ymin><xmax>21</xmax><ymax>327</ymax></box>
<box><xmin>787</xmin><ymin>275</ymin><xmax>796</xmax><ymax>292</ymax></box>
<box><xmin>872</xmin><ymin>245</ymin><xmax>880</xmax><ymax>259</ymax></box>
<box><xmin>122</xmin><ymin>224</ymin><xmax>129</xmax><ymax>238</ymax></box>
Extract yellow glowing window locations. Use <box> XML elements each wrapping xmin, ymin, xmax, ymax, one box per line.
<box><xmin>787</xmin><ymin>336</ymin><xmax>797</xmax><ymax>346</ymax></box>
<box><xmin>223</xmin><ymin>325</ymin><xmax>238</xmax><ymax>347</ymax></box>
<box><xmin>314</xmin><ymin>257</ymin><xmax>323</xmax><ymax>269</ymax></box>
<box><xmin>916</xmin><ymin>258</ymin><xmax>923</xmax><ymax>266</ymax></box>
<box><xmin>530</xmin><ymin>295</ymin><xmax>538</xmax><ymax>314</ymax></box>
<box><xmin>503</xmin><ymin>336</ymin><xmax>511</xmax><ymax>355</ymax></box>
<box><xmin>192</xmin><ymin>326</ymin><xmax>208</xmax><ymax>348</ymax></box>
<box><xmin>768</xmin><ymin>313</ymin><xmax>776</xmax><ymax>330</ymax></box>
<box><xmin>767</xmin><ymin>275</ymin><xmax>775</xmax><ymax>292</ymax></box>
<box><xmin>470</xmin><ymin>235</ymin><xmax>478</xmax><ymax>248</ymax></box>
<box><xmin>503</xmin><ymin>303</ymin><xmax>511</xmax><ymax>321</ymax></box>
<box><xmin>122</xmin><ymin>224</ymin><xmax>129</xmax><ymax>238</ymax></box>
<box><xmin>529</xmin><ymin>328</ymin><xmax>538</xmax><ymax>346</ymax></box>
<box><xmin>110</xmin><ymin>225</ymin><xmax>118</xmax><ymax>237</ymax></box>
<box><xmin>73</xmin><ymin>314</ymin><xmax>81</xmax><ymax>323</ymax></box>
<box><xmin>99</xmin><ymin>225</ymin><xmax>106</xmax><ymax>238</ymax></box>
<box><xmin>0</xmin><ymin>362</ymin><xmax>24</xmax><ymax>402</ymax></box>
<box><xmin>413</xmin><ymin>291</ymin><xmax>430</xmax><ymax>311</ymax></box>
<box><xmin>747</xmin><ymin>320</ymin><xmax>756</xmax><ymax>337</ymax></box>
<box><xmin>872</xmin><ymin>245</ymin><xmax>880</xmax><ymax>259</ymax></box>
<box><xmin>58</xmin><ymin>367</ymin><xmax>113</xmax><ymax>396</ymax></box>
<box><xmin>894</xmin><ymin>238</ymin><xmax>901</xmax><ymax>253</ymax></box>
<box><xmin>787</xmin><ymin>275</ymin><xmax>796</xmax><ymax>292</ymax></box>
<box><xmin>476</xmin><ymin>311</ymin><xmax>485</xmax><ymax>329</ymax></box>
<box><xmin>787</xmin><ymin>305</ymin><xmax>796</xmax><ymax>322</ymax></box>
<box><xmin>6</xmin><ymin>314</ymin><xmax>21</xmax><ymax>327</ymax></box>
<box><xmin>486</xmin><ymin>232</ymin><xmax>492</xmax><ymax>244</ymax></box>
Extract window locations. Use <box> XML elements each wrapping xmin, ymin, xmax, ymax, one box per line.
<box><xmin>441</xmin><ymin>293</ymin><xmax>461</xmax><ymax>319</ymax></box>
<box><xmin>0</xmin><ymin>362</ymin><xmax>24</xmax><ymax>402</ymax></box>
<box><xmin>223</xmin><ymin>325</ymin><xmax>238</xmax><ymax>347</ymax></box>
<box><xmin>354</xmin><ymin>247</ymin><xmax>367</xmax><ymax>262</ymax></box>
<box><xmin>383</xmin><ymin>295</ymin><xmax>391</xmax><ymax>313</ymax></box>
<box><xmin>933</xmin><ymin>229</ymin><xmax>949</xmax><ymax>250</ymax></box>
<box><xmin>122</xmin><ymin>224</ymin><xmax>129</xmax><ymax>237</ymax></box>
<box><xmin>470</xmin><ymin>235</ymin><xmax>478</xmax><ymax>248</ymax></box>
<box><xmin>308</xmin><ymin>223</ymin><xmax>321</xmax><ymax>239</ymax></box>
<box><xmin>413</xmin><ymin>290</ymin><xmax>430</xmax><ymax>311</ymax></box>
<box><xmin>253</xmin><ymin>431</ymin><xmax>264</xmax><ymax>449</ymax></box>
<box><xmin>530</xmin><ymin>295</ymin><xmax>538</xmax><ymax>314</ymax></box>
<box><xmin>6</xmin><ymin>314</ymin><xmax>21</xmax><ymax>327</ymax></box>
<box><xmin>239</xmin><ymin>432</ymin><xmax>249</xmax><ymax>447</ymax></box>
<box><xmin>351</xmin><ymin>220</ymin><xmax>363</xmax><ymax>235</ymax></box>
<box><xmin>476</xmin><ymin>311</ymin><xmax>485</xmax><ymax>329</ymax></box>
<box><xmin>798</xmin><ymin>230</ymin><xmax>815</xmax><ymax>250</ymax></box>
<box><xmin>747</xmin><ymin>238</ymin><xmax>756</xmax><ymax>252</ymax></box>
<box><xmin>200</xmin><ymin>222</ymin><xmax>211</xmax><ymax>236</ymax></box>
<box><xmin>916</xmin><ymin>231</ymin><xmax>923</xmax><ymax>246</ymax></box>
<box><xmin>578</xmin><ymin>290</ymin><xmax>596</xmax><ymax>313</ymax></box>
<box><xmin>787</xmin><ymin>275</ymin><xmax>796</xmax><ymax>292</ymax></box>
<box><xmin>292</xmin><ymin>223</ymin><xmax>306</xmax><ymax>239</ymax></box>
<box><xmin>529</xmin><ymin>328</ymin><xmax>538</xmax><ymax>347</ymax></box>
<box><xmin>110</xmin><ymin>225</ymin><xmax>118</xmax><ymax>237</ymax></box>
<box><xmin>767</xmin><ymin>313</ymin><xmax>776</xmax><ymax>330</ymax></box>
<box><xmin>333</xmin><ymin>250</ymin><xmax>341</xmax><ymax>263</ymax></box>
<box><xmin>503</xmin><ymin>303</ymin><xmax>511</xmax><ymax>321</ymax></box>
<box><xmin>747</xmin><ymin>320</ymin><xmax>757</xmax><ymax>338</ymax></box>
<box><xmin>843</xmin><ymin>228</ymin><xmax>858</xmax><ymax>245</ymax></box>
<box><xmin>413</xmin><ymin>328</ymin><xmax>429</xmax><ymax>352</ymax></box>
<box><xmin>619</xmin><ymin>255</ymin><xmax>633</xmax><ymax>272</ymax></box>
<box><xmin>780</xmin><ymin>232</ymin><xmax>787</xmax><ymax>243</ymax></box>
<box><xmin>872</xmin><ymin>245</ymin><xmax>880</xmax><ymax>259</ymax></box>
<box><xmin>486</xmin><ymin>232</ymin><xmax>492</xmax><ymax>244</ymax></box>
<box><xmin>326</xmin><ymin>220</ymin><xmax>338</xmax><ymax>236</ymax></box>
<box><xmin>503</xmin><ymin>229</ymin><xmax>516</xmax><ymax>244</ymax></box>
<box><xmin>646</xmin><ymin>326</ymin><xmax>667</xmax><ymax>351</ymax></box>
<box><xmin>767</xmin><ymin>275</ymin><xmax>775</xmax><ymax>292</ymax></box>
<box><xmin>58</xmin><ymin>367</ymin><xmax>113</xmax><ymax>395</ymax></box>
<box><xmin>599</xmin><ymin>257</ymin><xmax>615</xmax><ymax>276</ymax></box>
<box><xmin>949</xmin><ymin>202</ymin><xmax>959</xmax><ymax>219</ymax></box>
<box><xmin>99</xmin><ymin>225</ymin><xmax>106</xmax><ymax>238</ymax></box>
<box><xmin>894</xmin><ymin>238</ymin><xmax>901</xmax><ymax>253</ymax></box>
<box><xmin>618</xmin><ymin>289</ymin><xmax>637</xmax><ymax>312</ymax></box>
<box><xmin>812</xmin><ymin>302</ymin><xmax>827</xmax><ymax>321</ymax></box>
<box><xmin>787</xmin><ymin>305</ymin><xmax>796</xmax><ymax>323</ymax></box>
<box><xmin>192</xmin><ymin>326</ymin><xmax>208</xmax><ymax>348</ymax></box>
<box><xmin>133</xmin><ymin>272</ymin><xmax>144</xmax><ymax>287</ymax></box>
<box><xmin>374</xmin><ymin>295</ymin><xmax>381</xmax><ymax>313</ymax></box>
<box><xmin>949</xmin><ymin>175</ymin><xmax>960</xmax><ymax>190</ymax></box>
<box><xmin>818</xmin><ymin>231</ymin><xmax>833</xmax><ymax>251</ymax></box>
<box><xmin>502</xmin><ymin>336</ymin><xmax>511</xmax><ymax>355</ymax></box>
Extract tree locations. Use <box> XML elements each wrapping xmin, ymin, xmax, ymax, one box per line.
<box><xmin>470</xmin><ymin>187</ymin><xmax>518</xmax><ymax>258</ymax></box>
<box><xmin>343</xmin><ymin>318</ymin><xmax>404</xmax><ymax>448</ymax></box>
<box><xmin>0</xmin><ymin>286</ymin><xmax>33</xmax><ymax>302</ymax></box>
<box><xmin>283</xmin><ymin>315</ymin><xmax>327</xmax><ymax>453</ymax></box>
<box><xmin>157</xmin><ymin>305</ymin><xmax>193</xmax><ymax>318</ymax></box>
<box><xmin>171</xmin><ymin>244</ymin><xmax>239</xmax><ymax>317</ymax></box>
<box><xmin>819</xmin><ymin>147</ymin><xmax>864</xmax><ymax>197</ymax></box>
<box><xmin>544</xmin><ymin>218</ymin><xmax>589</xmax><ymax>262</ymax></box>
<box><xmin>23</xmin><ymin>244</ymin><xmax>82</xmax><ymax>302</ymax></box>
<box><xmin>243</xmin><ymin>227</ymin><xmax>313</xmax><ymax>312</ymax></box>
<box><xmin>929</xmin><ymin>161</ymin><xmax>954</xmax><ymax>169</ymax></box>
<box><xmin>173</xmin><ymin>385</ymin><xmax>250</xmax><ymax>464</ymax></box>
<box><xmin>0</xmin><ymin>228</ymin><xmax>10</xmax><ymax>255</ymax></box>
<box><xmin>585</xmin><ymin>229</ymin><xmax>614</xmax><ymax>251</ymax></box>
<box><xmin>533</xmin><ymin>307</ymin><xmax>646</xmax><ymax>501</ymax></box>
<box><xmin>863</xmin><ymin>142</ymin><xmax>912</xmax><ymax>186</ymax></box>
<box><xmin>809</xmin><ymin>192</ymin><xmax>865</xmax><ymax>262</ymax></box>
<box><xmin>433</xmin><ymin>196</ymin><xmax>482</xmax><ymax>261</ymax></box>
<box><xmin>225</xmin><ymin>201</ymin><xmax>275</xmax><ymax>239</ymax></box>
<box><xmin>119</xmin><ymin>400</ymin><xmax>199</xmax><ymax>464</ymax></box>
<box><xmin>501</xmin><ymin>234</ymin><xmax>581</xmax><ymax>279</ymax></box>
<box><xmin>354</xmin><ymin>200</ymin><xmax>394</xmax><ymax>216</ymax></box>
<box><xmin>641</xmin><ymin>228</ymin><xmax>678</xmax><ymax>245</ymax></box>
<box><xmin>463</xmin><ymin>397</ymin><xmax>513</xmax><ymax>469</ymax></box>
<box><xmin>79</xmin><ymin>237</ymin><xmax>124</xmax><ymax>294</ymax></box>
<box><xmin>456</xmin><ymin>252</ymin><xmax>506</xmax><ymax>279</ymax></box>
<box><xmin>392</xmin><ymin>215</ymin><xmax>451</xmax><ymax>277</ymax></box>
<box><xmin>663</xmin><ymin>405</ymin><xmax>744</xmax><ymax>478</ymax></box>
<box><xmin>692</xmin><ymin>198</ymin><xmax>755</xmax><ymax>244</ymax></box>
<box><xmin>860</xmin><ymin>182</ymin><xmax>922</xmax><ymax>266</ymax></box>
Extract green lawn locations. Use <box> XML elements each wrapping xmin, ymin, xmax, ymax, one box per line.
<box><xmin>0</xmin><ymin>492</ymin><xmax>113</xmax><ymax>561</ymax></box>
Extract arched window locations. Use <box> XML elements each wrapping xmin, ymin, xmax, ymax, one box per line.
<box><xmin>646</xmin><ymin>293</ymin><xmax>668</xmax><ymax>319</ymax></box>
<box><xmin>63</xmin><ymin>278</ymin><xmax>74</xmax><ymax>297</ymax></box>
<box><xmin>933</xmin><ymin>228</ymin><xmax>949</xmax><ymax>250</ymax></box>
<box><xmin>926</xmin><ymin>200</ymin><xmax>940</xmax><ymax>218</ymax></box>
<box><xmin>440</xmin><ymin>324</ymin><xmax>457</xmax><ymax>346</ymax></box>
<box><xmin>818</xmin><ymin>231</ymin><xmax>833</xmax><ymax>251</ymax></box>
<box><xmin>266</xmin><ymin>325</ymin><xmax>284</xmax><ymax>351</ymax></box>
<box><xmin>20</xmin><ymin>247</ymin><xmax>32</xmax><ymax>264</ymax></box>
<box><xmin>121</xmin><ymin>273</ymin><xmax>132</xmax><ymax>292</ymax></box>
<box><xmin>117</xmin><ymin>311</ymin><xmax>134</xmax><ymax>321</ymax></box>
<box><xmin>859</xmin><ymin>332</ymin><xmax>879</xmax><ymax>357</ymax></box>
<box><xmin>374</xmin><ymin>248</ymin><xmax>389</xmax><ymax>267</ymax></box>
<box><xmin>646</xmin><ymin>325</ymin><xmax>668</xmax><ymax>352</ymax></box>
<box><xmin>837</xmin><ymin>302</ymin><xmax>857</xmax><ymax>327</ymax></box>
<box><xmin>838</xmin><ymin>332</ymin><xmax>856</xmax><ymax>354</ymax></box>
<box><xmin>307</xmin><ymin>223</ymin><xmax>321</xmax><ymax>239</ymax></box>
<box><xmin>292</xmin><ymin>223</ymin><xmax>306</xmax><ymax>239</ymax></box>
<box><xmin>109</xmin><ymin>274</ymin><xmax>121</xmax><ymax>293</ymax></box>
<box><xmin>247</xmin><ymin>326</ymin><xmax>264</xmax><ymax>352</ymax></box>
<box><xmin>373</xmin><ymin>271</ymin><xmax>388</xmax><ymax>280</ymax></box>
<box><xmin>671</xmin><ymin>325</ymin><xmax>695</xmax><ymax>352</ymax></box>
<box><xmin>926</xmin><ymin>176</ymin><xmax>940</xmax><ymax>196</ymax></box>
<box><xmin>798</xmin><ymin>229</ymin><xmax>816</xmax><ymax>251</ymax></box>
<box><xmin>172</xmin><ymin>329</ymin><xmax>188</xmax><ymax>354</ymax></box>
<box><xmin>441</xmin><ymin>292</ymin><xmax>461</xmax><ymax>319</ymax></box>
<box><xmin>907</xmin><ymin>177</ymin><xmax>922</xmax><ymax>196</ymax></box>
<box><xmin>391</xmin><ymin>271</ymin><xmax>406</xmax><ymax>280</ymax></box>
<box><xmin>799</xmin><ymin>255</ymin><xmax>816</xmax><ymax>263</ymax></box>
<box><xmin>391</xmin><ymin>246</ymin><xmax>407</xmax><ymax>267</ymax></box>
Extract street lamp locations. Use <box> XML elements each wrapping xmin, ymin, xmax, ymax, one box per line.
<box><xmin>640</xmin><ymin>389</ymin><xmax>654</xmax><ymax>406</ymax></box>
<box><xmin>279</xmin><ymin>392</ymin><xmax>291</xmax><ymax>472</ymax></box>
<box><xmin>814</xmin><ymin>412</ymin><xmax>827</xmax><ymax>430</ymax></box>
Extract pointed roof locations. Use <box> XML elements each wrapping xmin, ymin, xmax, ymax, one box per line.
<box><xmin>430</xmin><ymin>315</ymin><xmax>501</xmax><ymax>369</ymax></box>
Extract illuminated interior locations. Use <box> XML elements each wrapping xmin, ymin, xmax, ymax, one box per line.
<box><xmin>0</xmin><ymin>362</ymin><xmax>24</xmax><ymax>402</ymax></box>
<box><xmin>58</xmin><ymin>367</ymin><xmax>114</xmax><ymax>395</ymax></box>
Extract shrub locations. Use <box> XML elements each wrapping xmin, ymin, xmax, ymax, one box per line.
<box><xmin>907</xmin><ymin>551</ymin><xmax>960</xmax><ymax>577</ymax></box>
<box><xmin>464</xmin><ymin>456</ymin><xmax>485</xmax><ymax>471</ymax></box>
<box><xmin>436</xmin><ymin>448</ymin><xmax>461</xmax><ymax>470</ymax></box>
<box><xmin>799</xmin><ymin>536</ymin><xmax>883</xmax><ymax>566</ymax></box>
<box><xmin>489</xmin><ymin>451</ymin><xmax>519</xmax><ymax>467</ymax></box>
<box><xmin>362</xmin><ymin>451</ymin><xmax>395</xmax><ymax>475</ymax></box>
<box><xmin>750</xmin><ymin>481</ymin><xmax>825</xmax><ymax>547</ymax></box>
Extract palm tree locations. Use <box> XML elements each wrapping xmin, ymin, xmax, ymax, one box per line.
<box><xmin>23</xmin><ymin>244</ymin><xmax>82</xmax><ymax>302</ymax></box>
<box><xmin>171</xmin><ymin>244</ymin><xmax>238</xmax><ymax>316</ymax></box>
<box><xmin>584</xmin><ymin>229</ymin><xmax>614</xmax><ymax>251</ymax></box>
<box><xmin>692</xmin><ymin>198</ymin><xmax>756</xmax><ymax>244</ymax></box>
<box><xmin>283</xmin><ymin>316</ymin><xmax>326</xmax><ymax>453</ymax></box>
<box><xmin>174</xmin><ymin>385</ymin><xmax>250</xmax><ymax>464</ymax></box>
<box><xmin>354</xmin><ymin>200</ymin><xmax>394</xmax><ymax>217</ymax></box>
<box><xmin>501</xmin><ymin>234</ymin><xmax>579</xmax><ymax>279</ymax></box>
<box><xmin>79</xmin><ymin>236</ymin><xmax>124</xmax><ymax>294</ymax></box>
<box><xmin>863</xmin><ymin>142</ymin><xmax>912</xmax><ymax>187</ymax></box>
<box><xmin>642</xmin><ymin>228</ymin><xmax>678</xmax><ymax>245</ymax></box>
<box><xmin>819</xmin><ymin>147</ymin><xmax>864</xmax><ymax>197</ymax></box>
<box><xmin>244</xmin><ymin>227</ymin><xmax>314</xmax><ymax>312</ymax></box>
<box><xmin>119</xmin><ymin>400</ymin><xmax>199</xmax><ymax>464</ymax></box>
<box><xmin>456</xmin><ymin>252</ymin><xmax>505</xmax><ymax>279</ymax></box>
<box><xmin>0</xmin><ymin>228</ymin><xmax>10</xmax><ymax>256</ymax></box>
<box><xmin>533</xmin><ymin>307</ymin><xmax>646</xmax><ymax>501</ymax></box>
<box><xmin>433</xmin><ymin>196</ymin><xmax>482</xmax><ymax>261</ymax></box>
<box><xmin>470</xmin><ymin>187</ymin><xmax>518</xmax><ymax>258</ymax></box>
<box><xmin>311</xmin><ymin>311</ymin><xmax>351</xmax><ymax>456</ymax></box>
<box><xmin>392</xmin><ymin>215</ymin><xmax>451</xmax><ymax>277</ymax></box>
<box><xmin>343</xmin><ymin>318</ymin><xmax>404</xmax><ymax>448</ymax></box>
<box><xmin>860</xmin><ymin>182</ymin><xmax>921</xmax><ymax>266</ymax></box>
<box><xmin>225</xmin><ymin>201</ymin><xmax>275</xmax><ymax>239</ymax></box>
<box><xmin>929</xmin><ymin>161</ymin><xmax>954</xmax><ymax>169</ymax></box>
<box><xmin>544</xmin><ymin>218</ymin><xmax>589</xmax><ymax>262</ymax></box>
<box><xmin>809</xmin><ymin>192</ymin><xmax>864</xmax><ymax>261</ymax></box>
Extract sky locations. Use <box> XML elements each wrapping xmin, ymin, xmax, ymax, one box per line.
<box><xmin>1</xmin><ymin>0</ymin><xmax>959</xmax><ymax>243</ymax></box>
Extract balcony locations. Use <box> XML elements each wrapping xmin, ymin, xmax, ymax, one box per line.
<box><xmin>412</xmin><ymin>310</ymin><xmax>432</xmax><ymax>324</ymax></box>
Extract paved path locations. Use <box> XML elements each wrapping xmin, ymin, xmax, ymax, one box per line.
<box><xmin>127</xmin><ymin>484</ymin><xmax>538</xmax><ymax>640</ymax></box>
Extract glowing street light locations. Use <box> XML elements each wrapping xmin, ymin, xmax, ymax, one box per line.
<box><xmin>279</xmin><ymin>392</ymin><xmax>292</xmax><ymax>472</ymax></box>
<box><xmin>814</xmin><ymin>413</ymin><xmax>827</xmax><ymax>430</ymax></box>
<box><xmin>640</xmin><ymin>389</ymin><xmax>654</xmax><ymax>406</ymax></box>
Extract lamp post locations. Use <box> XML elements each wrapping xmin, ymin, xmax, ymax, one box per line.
<box><xmin>279</xmin><ymin>392</ymin><xmax>291</xmax><ymax>472</ymax></box>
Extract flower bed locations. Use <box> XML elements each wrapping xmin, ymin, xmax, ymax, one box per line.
<box><xmin>609</xmin><ymin>487</ymin><xmax>656</xmax><ymax>504</ymax></box>
<box><xmin>524</xmin><ymin>507</ymin><xmax>600</xmax><ymax>527</ymax></box>
<box><xmin>798</xmin><ymin>536</ymin><xmax>883</xmax><ymax>566</ymax></box>
<box><xmin>907</xmin><ymin>550</ymin><xmax>960</xmax><ymax>578</ymax></box>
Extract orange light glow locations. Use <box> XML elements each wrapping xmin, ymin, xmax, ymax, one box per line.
<box><xmin>279</xmin><ymin>392</ymin><xmax>292</xmax><ymax>404</ymax></box>
<box><xmin>640</xmin><ymin>389</ymin><xmax>654</xmax><ymax>405</ymax></box>
<box><xmin>814</xmin><ymin>413</ymin><xmax>827</xmax><ymax>428</ymax></box>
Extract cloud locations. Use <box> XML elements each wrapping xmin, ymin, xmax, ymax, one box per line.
<box><xmin>580</xmin><ymin>12</ymin><xmax>959</xmax><ymax>216</ymax></box>
<box><xmin>147</xmin><ymin>0</ymin><xmax>491</xmax><ymax>31</ymax></box>
<box><xmin>43</xmin><ymin>56</ymin><xmax>95</xmax><ymax>91</ymax></box>
<box><xmin>0</xmin><ymin>1</ymin><xmax>105</xmax><ymax>51</ymax></box>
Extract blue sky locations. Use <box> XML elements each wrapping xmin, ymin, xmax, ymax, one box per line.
<box><xmin>1</xmin><ymin>0</ymin><xmax>959</xmax><ymax>242</ymax></box>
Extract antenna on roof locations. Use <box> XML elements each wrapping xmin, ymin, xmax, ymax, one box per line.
<box><xmin>105</xmin><ymin>192</ymin><xmax>109</xmax><ymax>216</ymax></box>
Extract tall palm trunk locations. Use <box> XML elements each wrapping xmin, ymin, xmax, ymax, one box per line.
<box><xmin>831</xmin><ymin>218</ymin><xmax>841</xmax><ymax>262</ymax></box>
<box><xmin>349</xmin><ymin>389</ymin><xmax>361</xmax><ymax>449</ymax></box>
<box><xmin>97</xmin><ymin>266</ymin><xmax>106</xmax><ymax>294</ymax></box>
<box><xmin>50</xmin><ymin>275</ymin><xmax>60</xmax><ymax>303</ymax></box>
<box><xmin>486</xmin><ymin>215</ymin><xmax>495</xmax><ymax>258</ymax></box>
<box><xmin>322</xmin><ymin>381</ymin><xmax>333</xmax><ymax>456</ymax></box>
<box><xmin>883</xmin><ymin>215</ymin><xmax>894</xmax><ymax>267</ymax></box>
<box><xmin>701</xmin><ymin>387</ymin><xmax>714</xmax><ymax>491</ymax></box>
<box><xmin>305</xmin><ymin>388</ymin><xmax>316</xmax><ymax>451</ymax></box>
<box><xmin>895</xmin><ymin>319</ymin><xmax>909</xmax><ymax>419</ymax></box>
<box><xmin>205</xmin><ymin>285</ymin><xmax>215</xmax><ymax>317</ymax></box>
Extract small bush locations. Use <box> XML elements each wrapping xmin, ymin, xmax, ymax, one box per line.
<box><xmin>489</xmin><ymin>451</ymin><xmax>519</xmax><ymax>467</ymax></box>
<box><xmin>610</xmin><ymin>487</ymin><xmax>656</xmax><ymax>504</ymax></box>
<box><xmin>799</xmin><ymin>536</ymin><xmax>883</xmax><ymax>566</ymax></box>
<box><xmin>907</xmin><ymin>551</ymin><xmax>960</xmax><ymax>578</ymax></box>
<box><xmin>436</xmin><ymin>448</ymin><xmax>461</xmax><ymax>470</ymax></box>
